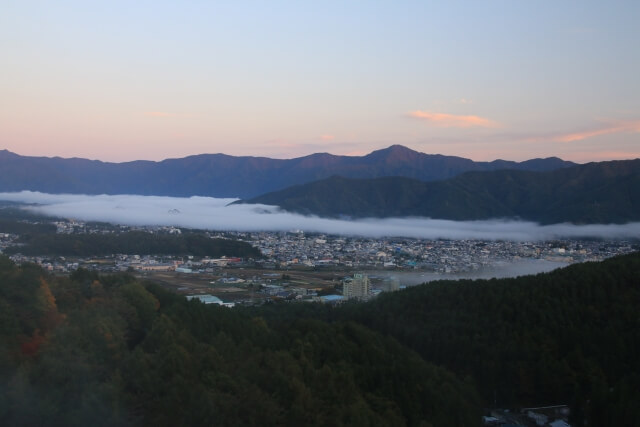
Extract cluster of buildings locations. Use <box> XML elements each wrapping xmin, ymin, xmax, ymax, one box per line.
<box><xmin>233</xmin><ymin>272</ymin><xmax>383</xmax><ymax>305</ymax></box>
<box><xmin>53</xmin><ymin>221</ymin><xmax>183</xmax><ymax>236</ymax></box>
<box><xmin>179</xmin><ymin>272</ymin><xmax>379</xmax><ymax>308</ymax></box>
<box><xmin>185</xmin><ymin>294</ymin><xmax>235</xmax><ymax>308</ymax></box>
<box><xmin>5</xmin><ymin>253</ymin><xmax>247</xmax><ymax>275</ymax></box>
<box><xmin>243</xmin><ymin>231</ymin><xmax>637</xmax><ymax>273</ymax></box>
<box><xmin>484</xmin><ymin>405</ymin><xmax>571</xmax><ymax>427</ymax></box>
<box><xmin>317</xmin><ymin>273</ymin><xmax>401</xmax><ymax>304</ymax></box>
<box><xmin>2</xmin><ymin>219</ymin><xmax>637</xmax><ymax>279</ymax></box>
<box><xmin>0</xmin><ymin>233</ymin><xmax>17</xmax><ymax>253</ymax></box>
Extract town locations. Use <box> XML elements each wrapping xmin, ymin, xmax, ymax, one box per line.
<box><xmin>1</xmin><ymin>217</ymin><xmax>637</xmax><ymax>308</ymax></box>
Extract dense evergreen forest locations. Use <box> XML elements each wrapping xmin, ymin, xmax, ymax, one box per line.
<box><xmin>0</xmin><ymin>257</ymin><xmax>479</xmax><ymax>426</ymax></box>
<box><xmin>3</xmin><ymin>231</ymin><xmax>261</xmax><ymax>258</ymax></box>
<box><xmin>1</xmin><ymin>252</ymin><xmax>638</xmax><ymax>425</ymax></box>
<box><xmin>255</xmin><ymin>252</ymin><xmax>640</xmax><ymax>426</ymax></box>
<box><xmin>0</xmin><ymin>218</ymin><xmax>56</xmax><ymax>236</ymax></box>
<box><xmin>0</xmin><ymin>206</ymin><xmax>57</xmax><ymax>235</ymax></box>
<box><xmin>0</xmin><ymin>206</ymin><xmax>260</xmax><ymax>259</ymax></box>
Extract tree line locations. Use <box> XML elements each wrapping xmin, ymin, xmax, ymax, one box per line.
<box><xmin>4</xmin><ymin>231</ymin><xmax>261</xmax><ymax>258</ymax></box>
<box><xmin>253</xmin><ymin>252</ymin><xmax>640</xmax><ymax>425</ymax></box>
<box><xmin>0</xmin><ymin>257</ymin><xmax>479</xmax><ymax>426</ymax></box>
<box><xmin>1</xmin><ymin>251</ymin><xmax>638</xmax><ymax>425</ymax></box>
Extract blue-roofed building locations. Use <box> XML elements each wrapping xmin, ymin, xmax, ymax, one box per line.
<box><xmin>319</xmin><ymin>294</ymin><xmax>344</xmax><ymax>304</ymax></box>
<box><xmin>186</xmin><ymin>294</ymin><xmax>235</xmax><ymax>307</ymax></box>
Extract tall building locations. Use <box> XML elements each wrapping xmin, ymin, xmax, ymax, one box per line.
<box><xmin>342</xmin><ymin>273</ymin><xmax>370</xmax><ymax>299</ymax></box>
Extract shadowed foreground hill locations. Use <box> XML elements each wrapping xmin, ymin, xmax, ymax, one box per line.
<box><xmin>346</xmin><ymin>251</ymin><xmax>640</xmax><ymax>426</ymax></box>
<box><xmin>240</xmin><ymin>159</ymin><xmax>640</xmax><ymax>224</ymax></box>
<box><xmin>255</xmin><ymin>251</ymin><xmax>640</xmax><ymax>426</ymax></box>
<box><xmin>2</xmin><ymin>250</ymin><xmax>639</xmax><ymax>426</ymax></box>
<box><xmin>0</xmin><ymin>257</ymin><xmax>479</xmax><ymax>426</ymax></box>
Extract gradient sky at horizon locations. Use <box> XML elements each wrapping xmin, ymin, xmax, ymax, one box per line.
<box><xmin>2</xmin><ymin>0</ymin><xmax>639</xmax><ymax>163</ymax></box>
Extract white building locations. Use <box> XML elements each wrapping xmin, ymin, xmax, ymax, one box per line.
<box><xmin>186</xmin><ymin>294</ymin><xmax>235</xmax><ymax>308</ymax></box>
<box><xmin>342</xmin><ymin>273</ymin><xmax>370</xmax><ymax>299</ymax></box>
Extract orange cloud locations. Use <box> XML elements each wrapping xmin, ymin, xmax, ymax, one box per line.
<box><xmin>408</xmin><ymin>110</ymin><xmax>498</xmax><ymax>128</ymax></box>
<box><xmin>320</xmin><ymin>134</ymin><xmax>335</xmax><ymax>141</ymax></box>
<box><xmin>555</xmin><ymin>119</ymin><xmax>640</xmax><ymax>142</ymax></box>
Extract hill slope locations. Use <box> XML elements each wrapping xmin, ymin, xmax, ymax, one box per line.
<box><xmin>240</xmin><ymin>159</ymin><xmax>640</xmax><ymax>224</ymax></box>
<box><xmin>346</xmin><ymin>251</ymin><xmax>640</xmax><ymax>425</ymax></box>
<box><xmin>256</xmin><ymin>251</ymin><xmax>640</xmax><ymax>426</ymax></box>
<box><xmin>0</xmin><ymin>258</ymin><xmax>479</xmax><ymax>426</ymax></box>
<box><xmin>1</xmin><ymin>249</ymin><xmax>638</xmax><ymax>425</ymax></box>
<box><xmin>0</xmin><ymin>145</ymin><xmax>575</xmax><ymax>198</ymax></box>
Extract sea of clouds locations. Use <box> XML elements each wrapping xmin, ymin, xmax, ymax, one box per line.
<box><xmin>1</xmin><ymin>191</ymin><xmax>639</xmax><ymax>241</ymax></box>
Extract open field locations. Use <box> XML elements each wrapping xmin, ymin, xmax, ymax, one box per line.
<box><xmin>138</xmin><ymin>267</ymin><xmax>346</xmax><ymax>302</ymax></box>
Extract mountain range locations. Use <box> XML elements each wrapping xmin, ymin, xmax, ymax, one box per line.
<box><xmin>240</xmin><ymin>159</ymin><xmax>640</xmax><ymax>224</ymax></box>
<box><xmin>4</xmin><ymin>145</ymin><xmax>636</xmax><ymax>224</ymax></box>
<box><xmin>0</xmin><ymin>145</ymin><xmax>574</xmax><ymax>199</ymax></box>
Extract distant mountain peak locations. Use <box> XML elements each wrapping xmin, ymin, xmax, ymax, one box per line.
<box><xmin>377</xmin><ymin>144</ymin><xmax>418</xmax><ymax>154</ymax></box>
<box><xmin>387</xmin><ymin>144</ymin><xmax>416</xmax><ymax>152</ymax></box>
<box><xmin>366</xmin><ymin>145</ymin><xmax>421</xmax><ymax>162</ymax></box>
<box><xmin>0</xmin><ymin>149</ymin><xmax>18</xmax><ymax>158</ymax></box>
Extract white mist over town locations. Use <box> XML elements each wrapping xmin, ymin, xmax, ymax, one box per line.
<box><xmin>2</xmin><ymin>191</ymin><xmax>640</xmax><ymax>241</ymax></box>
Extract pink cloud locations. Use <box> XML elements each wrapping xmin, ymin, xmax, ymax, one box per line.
<box><xmin>143</xmin><ymin>111</ymin><xmax>177</xmax><ymax>118</ymax></box>
<box><xmin>555</xmin><ymin>119</ymin><xmax>640</xmax><ymax>142</ymax></box>
<box><xmin>320</xmin><ymin>134</ymin><xmax>336</xmax><ymax>141</ymax></box>
<box><xmin>263</xmin><ymin>139</ymin><xmax>300</xmax><ymax>149</ymax></box>
<box><xmin>408</xmin><ymin>110</ymin><xmax>499</xmax><ymax>128</ymax></box>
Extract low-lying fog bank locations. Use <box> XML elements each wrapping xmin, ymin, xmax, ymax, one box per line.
<box><xmin>368</xmin><ymin>259</ymin><xmax>567</xmax><ymax>287</ymax></box>
<box><xmin>1</xmin><ymin>192</ymin><xmax>639</xmax><ymax>241</ymax></box>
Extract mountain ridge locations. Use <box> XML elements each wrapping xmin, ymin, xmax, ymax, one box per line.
<box><xmin>239</xmin><ymin>159</ymin><xmax>640</xmax><ymax>224</ymax></box>
<box><xmin>0</xmin><ymin>146</ymin><xmax>576</xmax><ymax>199</ymax></box>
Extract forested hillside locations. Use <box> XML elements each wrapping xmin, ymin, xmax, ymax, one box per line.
<box><xmin>2</xmin><ymin>252</ymin><xmax>638</xmax><ymax>426</ymax></box>
<box><xmin>256</xmin><ymin>252</ymin><xmax>640</xmax><ymax>425</ymax></box>
<box><xmin>347</xmin><ymin>254</ymin><xmax>640</xmax><ymax>425</ymax></box>
<box><xmin>241</xmin><ymin>159</ymin><xmax>640</xmax><ymax>224</ymax></box>
<box><xmin>0</xmin><ymin>258</ymin><xmax>479</xmax><ymax>426</ymax></box>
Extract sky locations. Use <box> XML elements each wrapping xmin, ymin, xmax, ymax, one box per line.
<box><xmin>2</xmin><ymin>192</ymin><xmax>639</xmax><ymax>241</ymax></box>
<box><xmin>2</xmin><ymin>1</ymin><xmax>639</xmax><ymax>163</ymax></box>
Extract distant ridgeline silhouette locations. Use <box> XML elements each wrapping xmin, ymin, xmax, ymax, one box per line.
<box><xmin>0</xmin><ymin>146</ymin><xmax>574</xmax><ymax>199</ymax></box>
